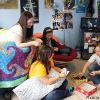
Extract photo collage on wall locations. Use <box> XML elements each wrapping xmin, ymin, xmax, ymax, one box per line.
<box><xmin>84</xmin><ymin>32</ymin><xmax>100</xmax><ymax>53</ymax></box>
<box><xmin>51</xmin><ymin>0</ymin><xmax>75</xmax><ymax>30</ymax></box>
<box><xmin>20</xmin><ymin>0</ymin><xmax>39</xmax><ymax>23</ymax></box>
<box><xmin>51</xmin><ymin>11</ymin><xmax>73</xmax><ymax>30</ymax></box>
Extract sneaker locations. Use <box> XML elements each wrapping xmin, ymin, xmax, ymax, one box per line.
<box><xmin>68</xmin><ymin>87</ymin><xmax>74</xmax><ymax>92</ymax></box>
<box><xmin>65</xmin><ymin>87</ymin><xmax>74</xmax><ymax>97</ymax></box>
<box><xmin>2</xmin><ymin>91</ymin><xmax>12</xmax><ymax>100</ymax></box>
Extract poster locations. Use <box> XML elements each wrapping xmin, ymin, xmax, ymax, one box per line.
<box><xmin>76</xmin><ymin>0</ymin><xmax>86</xmax><ymax>13</ymax></box>
<box><xmin>0</xmin><ymin>0</ymin><xmax>18</xmax><ymax>9</ymax></box>
<box><xmin>64</xmin><ymin>0</ymin><xmax>75</xmax><ymax>10</ymax></box>
<box><xmin>44</xmin><ymin>0</ymin><xmax>54</xmax><ymax>9</ymax></box>
<box><xmin>51</xmin><ymin>11</ymin><xmax>73</xmax><ymax>30</ymax></box>
<box><xmin>20</xmin><ymin>0</ymin><xmax>39</xmax><ymax>23</ymax></box>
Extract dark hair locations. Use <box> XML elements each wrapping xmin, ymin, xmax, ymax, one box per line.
<box><xmin>43</xmin><ymin>27</ymin><xmax>53</xmax><ymax>38</ymax></box>
<box><xmin>17</xmin><ymin>11</ymin><xmax>34</xmax><ymax>42</ymax></box>
<box><xmin>36</xmin><ymin>45</ymin><xmax>53</xmax><ymax>74</ymax></box>
<box><xmin>95</xmin><ymin>44</ymin><xmax>100</xmax><ymax>49</ymax></box>
<box><xmin>42</xmin><ymin>27</ymin><xmax>53</xmax><ymax>44</ymax></box>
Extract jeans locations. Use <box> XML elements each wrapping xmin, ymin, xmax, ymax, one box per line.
<box><xmin>42</xmin><ymin>80</ymin><xmax>71</xmax><ymax>100</ymax></box>
<box><xmin>88</xmin><ymin>64</ymin><xmax>100</xmax><ymax>84</ymax></box>
<box><xmin>58</xmin><ymin>47</ymin><xmax>71</xmax><ymax>55</ymax></box>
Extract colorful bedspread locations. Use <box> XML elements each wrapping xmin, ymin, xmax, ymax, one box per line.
<box><xmin>0</xmin><ymin>42</ymin><xmax>30</xmax><ymax>88</ymax></box>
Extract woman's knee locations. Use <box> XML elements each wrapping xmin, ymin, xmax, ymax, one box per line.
<box><xmin>58</xmin><ymin>80</ymin><xmax>68</xmax><ymax>90</ymax></box>
<box><xmin>43</xmin><ymin>91</ymin><xmax>59</xmax><ymax>100</ymax></box>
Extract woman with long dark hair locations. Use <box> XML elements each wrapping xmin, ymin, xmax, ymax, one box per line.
<box><xmin>0</xmin><ymin>11</ymin><xmax>42</xmax><ymax>99</ymax></box>
<box><xmin>0</xmin><ymin>11</ymin><xmax>42</xmax><ymax>47</ymax></box>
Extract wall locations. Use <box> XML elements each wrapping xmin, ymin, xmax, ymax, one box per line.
<box><xmin>34</xmin><ymin>0</ymin><xmax>85</xmax><ymax>48</ymax></box>
<box><xmin>0</xmin><ymin>0</ymin><xmax>98</xmax><ymax>48</ymax></box>
<box><xmin>0</xmin><ymin>1</ymin><xmax>20</xmax><ymax>28</ymax></box>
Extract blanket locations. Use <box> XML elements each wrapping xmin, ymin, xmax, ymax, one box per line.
<box><xmin>0</xmin><ymin>42</ymin><xmax>30</xmax><ymax>88</ymax></box>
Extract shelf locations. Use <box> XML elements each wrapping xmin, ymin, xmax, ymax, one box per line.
<box><xmin>81</xmin><ymin>32</ymin><xmax>100</xmax><ymax>60</ymax></box>
<box><xmin>81</xmin><ymin>50</ymin><xmax>92</xmax><ymax>60</ymax></box>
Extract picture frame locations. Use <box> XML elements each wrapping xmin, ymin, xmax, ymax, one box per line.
<box><xmin>0</xmin><ymin>0</ymin><xmax>18</xmax><ymax>9</ymax></box>
<box><xmin>20</xmin><ymin>0</ymin><xmax>39</xmax><ymax>23</ymax></box>
<box><xmin>76</xmin><ymin>0</ymin><xmax>86</xmax><ymax>13</ymax></box>
<box><xmin>64</xmin><ymin>0</ymin><xmax>75</xmax><ymax>10</ymax></box>
<box><xmin>44</xmin><ymin>0</ymin><xmax>54</xmax><ymax>9</ymax></box>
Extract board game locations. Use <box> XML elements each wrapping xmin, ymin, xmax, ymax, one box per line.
<box><xmin>71</xmin><ymin>73</ymin><xmax>88</xmax><ymax>86</ymax></box>
<box><xmin>76</xmin><ymin>82</ymin><xmax>97</xmax><ymax>97</ymax></box>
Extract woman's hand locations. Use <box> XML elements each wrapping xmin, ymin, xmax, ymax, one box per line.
<box><xmin>31</xmin><ymin>38</ymin><xmax>42</xmax><ymax>46</ymax></box>
<box><xmin>79</xmin><ymin>72</ymin><xmax>84</xmax><ymax>78</ymax></box>
<box><xmin>53</xmin><ymin>47</ymin><xmax>59</xmax><ymax>51</ymax></box>
<box><xmin>35</xmin><ymin>38</ymin><xmax>43</xmax><ymax>44</ymax></box>
<box><xmin>59</xmin><ymin>73</ymin><xmax>66</xmax><ymax>78</ymax></box>
<box><xmin>89</xmin><ymin>71</ymin><xmax>97</xmax><ymax>76</ymax></box>
<box><xmin>61</xmin><ymin>68</ymin><xmax>67</xmax><ymax>74</ymax></box>
<box><xmin>31</xmin><ymin>41</ymin><xmax>41</xmax><ymax>46</ymax></box>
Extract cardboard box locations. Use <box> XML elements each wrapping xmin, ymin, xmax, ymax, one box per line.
<box><xmin>76</xmin><ymin>82</ymin><xmax>97</xmax><ymax>97</ymax></box>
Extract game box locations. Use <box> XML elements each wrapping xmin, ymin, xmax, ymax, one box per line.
<box><xmin>76</xmin><ymin>82</ymin><xmax>97</xmax><ymax>97</ymax></box>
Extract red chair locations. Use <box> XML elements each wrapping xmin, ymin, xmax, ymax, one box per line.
<box><xmin>33</xmin><ymin>32</ymin><xmax>77</xmax><ymax>62</ymax></box>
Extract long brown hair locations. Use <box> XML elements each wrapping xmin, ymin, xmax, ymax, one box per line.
<box><xmin>17</xmin><ymin>11</ymin><xmax>34</xmax><ymax>42</ymax></box>
<box><xmin>36</xmin><ymin>45</ymin><xmax>53</xmax><ymax>74</ymax></box>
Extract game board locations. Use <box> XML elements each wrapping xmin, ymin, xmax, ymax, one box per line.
<box><xmin>71</xmin><ymin>73</ymin><xmax>88</xmax><ymax>86</ymax></box>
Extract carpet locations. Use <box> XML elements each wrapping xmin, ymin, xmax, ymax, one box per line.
<box><xmin>64</xmin><ymin>59</ymin><xmax>100</xmax><ymax>100</ymax></box>
<box><xmin>12</xmin><ymin>59</ymin><xmax>100</xmax><ymax>100</ymax></box>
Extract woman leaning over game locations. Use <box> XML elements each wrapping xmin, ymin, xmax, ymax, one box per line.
<box><xmin>79</xmin><ymin>44</ymin><xmax>100</xmax><ymax>85</ymax></box>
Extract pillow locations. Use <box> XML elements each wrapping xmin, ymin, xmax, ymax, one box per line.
<box><xmin>33</xmin><ymin>32</ymin><xmax>42</xmax><ymax>38</ymax></box>
<box><xmin>13</xmin><ymin>69</ymin><xmax>65</xmax><ymax>100</ymax></box>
